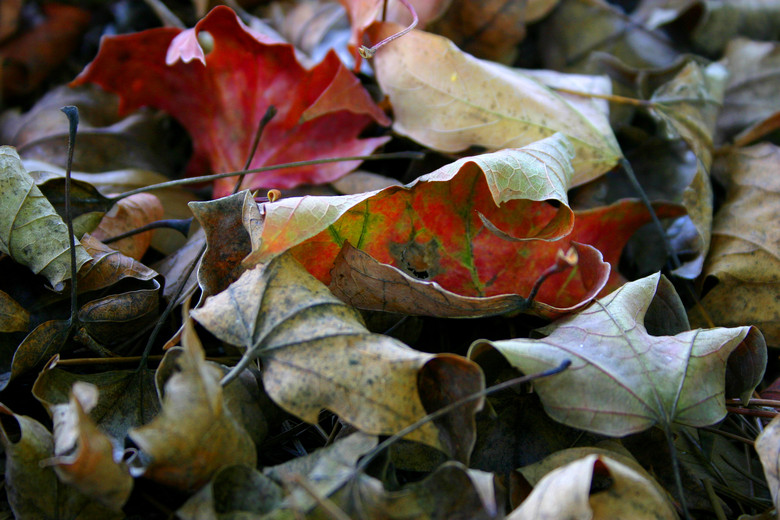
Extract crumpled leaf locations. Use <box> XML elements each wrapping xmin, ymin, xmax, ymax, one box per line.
<box><xmin>77</xmin><ymin>234</ymin><xmax>158</xmax><ymax>293</ymax></box>
<box><xmin>192</xmin><ymin>252</ymin><xmax>484</xmax><ymax>461</ymax></box>
<box><xmin>0</xmin><ymin>403</ymin><xmax>123</xmax><ymax>520</ymax></box>
<box><xmin>367</xmin><ymin>23</ymin><xmax>621</xmax><ymax>186</ymax></box>
<box><xmin>128</xmin><ymin>313</ymin><xmax>256</xmax><ymax>491</ymax></box>
<box><xmin>71</xmin><ymin>5</ymin><xmax>390</xmax><ymax>198</ymax></box>
<box><xmin>717</xmin><ymin>38</ymin><xmax>780</xmax><ymax>142</ymax></box>
<box><xmin>469</xmin><ymin>272</ymin><xmax>767</xmax><ymax>436</ymax></box>
<box><xmin>650</xmin><ymin>60</ymin><xmax>727</xmax><ymax>279</ymax></box>
<box><xmin>32</xmin><ymin>355</ymin><xmax>159</xmax><ymax>442</ymax></box>
<box><xmin>3</xmin><ymin>318</ymin><xmax>71</xmax><ymax>391</ymax></box>
<box><xmin>48</xmin><ymin>382</ymin><xmax>132</xmax><ymax>511</ymax></box>
<box><xmin>0</xmin><ymin>146</ymin><xmax>91</xmax><ymax>291</ymax></box>
<box><xmin>689</xmin><ymin>143</ymin><xmax>780</xmax><ymax>347</ymax></box>
<box><xmin>508</xmin><ymin>454</ymin><xmax>677</xmax><ymax>520</ymax></box>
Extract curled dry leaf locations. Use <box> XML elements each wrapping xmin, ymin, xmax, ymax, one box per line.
<box><xmin>470</xmin><ymin>273</ymin><xmax>767</xmax><ymax>437</ymax></box>
<box><xmin>90</xmin><ymin>193</ymin><xmax>164</xmax><ymax>260</ymax></box>
<box><xmin>689</xmin><ymin>143</ymin><xmax>780</xmax><ymax>346</ymax></box>
<box><xmin>508</xmin><ymin>454</ymin><xmax>677</xmax><ymax>520</ymax></box>
<box><xmin>78</xmin><ymin>234</ymin><xmax>158</xmax><ymax>293</ymax></box>
<box><xmin>48</xmin><ymin>382</ymin><xmax>133</xmax><ymax>511</ymax></box>
<box><xmin>71</xmin><ymin>5</ymin><xmax>390</xmax><ymax>197</ymax></box>
<box><xmin>128</xmin><ymin>315</ymin><xmax>256</xmax><ymax>491</ymax></box>
<box><xmin>0</xmin><ymin>403</ymin><xmax>123</xmax><ymax>519</ymax></box>
<box><xmin>0</xmin><ymin>146</ymin><xmax>91</xmax><ymax>291</ymax></box>
<box><xmin>192</xmin><ymin>253</ymin><xmax>484</xmax><ymax>461</ymax></box>
<box><xmin>367</xmin><ymin>23</ymin><xmax>621</xmax><ymax>186</ymax></box>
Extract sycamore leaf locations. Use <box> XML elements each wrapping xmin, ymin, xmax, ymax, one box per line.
<box><xmin>128</xmin><ymin>315</ymin><xmax>256</xmax><ymax>491</ymax></box>
<box><xmin>48</xmin><ymin>382</ymin><xmax>132</xmax><ymax>511</ymax></box>
<box><xmin>469</xmin><ymin>273</ymin><xmax>767</xmax><ymax>436</ymax></box>
<box><xmin>508</xmin><ymin>454</ymin><xmax>677</xmax><ymax>520</ymax></box>
<box><xmin>0</xmin><ymin>146</ymin><xmax>91</xmax><ymax>291</ymax></box>
<box><xmin>367</xmin><ymin>23</ymin><xmax>622</xmax><ymax>186</ymax></box>
<box><xmin>0</xmin><ymin>403</ymin><xmax>123</xmax><ymax>520</ymax></box>
<box><xmin>689</xmin><ymin>143</ymin><xmax>780</xmax><ymax>347</ymax></box>
<box><xmin>191</xmin><ymin>253</ymin><xmax>484</xmax><ymax>461</ymax></box>
<box><xmin>71</xmin><ymin>5</ymin><xmax>390</xmax><ymax>198</ymax></box>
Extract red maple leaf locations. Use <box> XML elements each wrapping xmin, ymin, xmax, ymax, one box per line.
<box><xmin>71</xmin><ymin>6</ymin><xmax>390</xmax><ymax>197</ymax></box>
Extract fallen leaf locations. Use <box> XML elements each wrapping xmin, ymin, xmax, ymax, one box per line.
<box><xmin>90</xmin><ymin>193</ymin><xmax>164</xmax><ymax>260</ymax></box>
<box><xmin>508</xmin><ymin>454</ymin><xmax>677</xmax><ymax>519</ymax></box>
<box><xmin>4</xmin><ymin>319</ymin><xmax>71</xmax><ymax>391</ymax></box>
<box><xmin>0</xmin><ymin>4</ymin><xmax>91</xmax><ymax>100</ymax></box>
<box><xmin>367</xmin><ymin>23</ymin><xmax>621</xmax><ymax>186</ymax></box>
<box><xmin>0</xmin><ymin>146</ymin><xmax>91</xmax><ymax>291</ymax></box>
<box><xmin>717</xmin><ymin>38</ymin><xmax>780</xmax><ymax>142</ymax></box>
<box><xmin>756</xmin><ymin>413</ymin><xmax>780</xmax><ymax>515</ymax></box>
<box><xmin>128</xmin><ymin>314</ymin><xmax>257</xmax><ymax>491</ymax></box>
<box><xmin>192</xmin><ymin>253</ymin><xmax>484</xmax><ymax>461</ymax></box>
<box><xmin>0</xmin><ymin>289</ymin><xmax>29</xmax><ymax>333</ymax></box>
<box><xmin>689</xmin><ymin>143</ymin><xmax>780</xmax><ymax>347</ymax></box>
<box><xmin>48</xmin><ymin>382</ymin><xmax>133</xmax><ymax>510</ymax></box>
<box><xmin>0</xmin><ymin>403</ymin><xmax>123</xmax><ymax>519</ymax></box>
<box><xmin>71</xmin><ymin>5</ymin><xmax>391</xmax><ymax>197</ymax></box>
<box><xmin>539</xmin><ymin>0</ymin><xmax>680</xmax><ymax>72</ymax></box>
<box><xmin>189</xmin><ymin>191</ymin><xmax>253</xmax><ymax>299</ymax></box>
<box><xmin>650</xmin><ymin>60</ymin><xmax>727</xmax><ymax>279</ymax></box>
<box><xmin>469</xmin><ymin>273</ymin><xmax>767</xmax><ymax>436</ymax></box>
<box><xmin>329</xmin><ymin>240</ymin><xmax>607</xmax><ymax>318</ymax></box>
<box><xmin>426</xmin><ymin>0</ymin><xmax>527</xmax><ymax>63</ymax></box>
<box><xmin>32</xmin><ymin>356</ymin><xmax>159</xmax><ymax>442</ymax></box>
<box><xmin>77</xmin><ymin>234</ymin><xmax>158</xmax><ymax>293</ymax></box>
<box><xmin>243</xmin><ymin>136</ymin><xmax>581</xmax><ymax>296</ymax></box>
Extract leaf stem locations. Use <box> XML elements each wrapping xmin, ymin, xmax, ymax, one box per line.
<box><xmin>663</xmin><ymin>422</ymin><xmax>692</xmax><ymax>520</ymax></box>
<box><xmin>103</xmin><ymin>218</ymin><xmax>193</xmax><ymax>244</ymax></box>
<box><xmin>60</xmin><ymin>106</ymin><xmax>80</xmax><ymax>326</ymax></box>
<box><xmin>550</xmin><ymin>86</ymin><xmax>653</xmax><ymax>107</ymax></box>
<box><xmin>109</xmin><ymin>151</ymin><xmax>425</xmax><ymax>201</ymax></box>
<box><xmin>527</xmin><ymin>247</ymin><xmax>578</xmax><ymax>304</ymax></box>
<box><xmin>358</xmin><ymin>0</ymin><xmax>418</xmax><ymax>58</ymax></box>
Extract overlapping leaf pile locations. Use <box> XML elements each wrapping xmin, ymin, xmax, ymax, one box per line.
<box><xmin>0</xmin><ymin>0</ymin><xmax>778</xmax><ymax>518</ymax></box>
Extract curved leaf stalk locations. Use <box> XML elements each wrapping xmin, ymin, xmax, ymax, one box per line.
<box><xmin>359</xmin><ymin>0</ymin><xmax>418</xmax><ymax>58</ymax></box>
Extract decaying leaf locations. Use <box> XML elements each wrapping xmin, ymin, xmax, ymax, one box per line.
<box><xmin>77</xmin><ymin>234</ymin><xmax>158</xmax><ymax>293</ymax></box>
<box><xmin>689</xmin><ymin>143</ymin><xmax>780</xmax><ymax>346</ymax></box>
<box><xmin>71</xmin><ymin>5</ymin><xmax>390</xmax><ymax>197</ymax></box>
<box><xmin>128</xmin><ymin>314</ymin><xmax>256</xmax><ymax>490</ymax></box>
<box><xmin>90</xmin><ymin>193</ymin><xmax>163</xmax><ymax>260</ymax></box>
<box><xmin>192</xmin><ymin>252</ymin><xmax>484</xmax><ymax>461</ymax></box>
<box><xmin>367</xmin><ymin>23</ymin><xmax>621</xmax><ymax>186</ymax></box>
<box><xmin>0</xmin><ymin>289</ymin><xmax>29</xmax><ymax>333</ymax></box>
<box><xmin>0</xmin><ymin>403</ymin><xmax>123</xmax><ymax>519</ymax></box>
<box><xmin>0</xmin><ymin>146</ymin><xmax>91</xmax><ymax>290</ymax></box>
<box><xmin>48</xmin><ymin>382</ymin><xmax>133</xmax><ymax>510</ymax></box>
<box><xmin>508</xmin><ymin>454</ymin><xmax>677</xmax><ymax>519</ymax></box>
<box><xmin>470</xmin><ymin>273</ymin><xmax>767</xmax><ymax>436</ymax></box>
